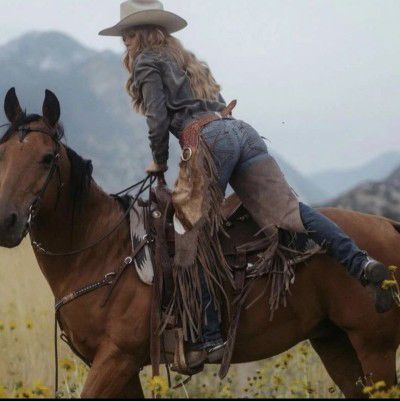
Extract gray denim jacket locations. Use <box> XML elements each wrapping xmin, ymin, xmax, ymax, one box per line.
<box><xmin>133</xmin><ymin>49</ymin><xmax>227</xmax><ymax>164</ymax></box>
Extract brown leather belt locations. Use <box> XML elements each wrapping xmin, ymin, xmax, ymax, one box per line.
<box><xmin>179</xmin><ymin>100</ymin><xmax>237</xmax><ymax>151</ymax></box>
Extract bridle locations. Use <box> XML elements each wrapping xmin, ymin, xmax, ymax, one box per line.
<box><xmin>21</xmin><ymin>126</ymin><xmax>63</xmax><ymax>228</ymax></box>
<box><xmin>15</xmin><ymin>123</ymin><xmax>155</xmax><ymax>257</ymax></box>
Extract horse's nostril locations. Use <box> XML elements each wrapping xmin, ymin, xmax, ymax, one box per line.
<box><xmin>5</xmin><ymin>212</ymin><xmax>18</xmax><ymax>229</ymax></box>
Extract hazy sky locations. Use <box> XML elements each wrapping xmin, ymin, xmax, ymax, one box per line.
<box><xmin>1</xmin><ymin>0</ymin><xmax>399</xmax><ymax>174</ymax></box>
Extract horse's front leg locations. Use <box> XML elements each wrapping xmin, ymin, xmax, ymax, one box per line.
<box><xmin>81</xmin><ymin>342</ymin><xmax>146</xmax><ymax>398</ymax></box>
<box><xmin>120</xmin><ymin>374</ymin><xmax>144</xmax><ymax>399</ymax></box>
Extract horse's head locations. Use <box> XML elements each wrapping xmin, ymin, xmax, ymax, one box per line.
<box><xmin>0</xmin><ymin>88</ymin><xmax>62</xmax><ymax>247</ymax></box>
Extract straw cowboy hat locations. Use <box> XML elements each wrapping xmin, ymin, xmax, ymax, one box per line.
<box><xmin>99</xmin><ymin>0</ymin><xmax>187</xmax><ymax>36</ymax></box>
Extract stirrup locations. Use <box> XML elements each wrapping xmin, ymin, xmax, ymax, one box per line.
<box><xmin>206</xmin><ymin>341</ymin><xmax>227</xmax><ymax>363</ymax></box>
<box><xmin>171</xmin><ymin>329</ymin><xmax>205</xmax><ymax>376</ymax></box>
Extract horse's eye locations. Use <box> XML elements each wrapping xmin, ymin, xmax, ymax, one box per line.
<box><xmin>40</xmin><ymin>153</ymin><xmax>54</xmax><ymax>166</ymax></box>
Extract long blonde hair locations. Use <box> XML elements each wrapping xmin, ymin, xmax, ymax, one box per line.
<box><xmin>123</xmin><ymin>25</ymin><xmax>221</xmax><ymax>114</ymax></box>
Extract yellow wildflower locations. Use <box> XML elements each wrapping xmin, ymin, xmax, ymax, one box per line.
<box><xmin>25</xmin><ymin>320</ymin><xmax>33</xmax><ymax>330</ymax></box>
<box><xmin>9</xmin><ymin>322</ymin><xmax>16</xmax><ymax>331</ymax></box>
<box><xmin>362</xmin><ymin>385</ymin><xmax>374</xmax><ymax>394</ymax></box>
<box><xmin>299</xmin><ymin>343</ymin><xmax>309</xmax><ymax>356</ymax></box>
<box><xmin>32</xmin><ymin>381</ymin><xmax>51</xmax><ymax>397</ymax></box>
<box><xmin>373</xmin><ymin>380</ymin><xmax>386</xmax><ymax>390</ymax></box>
<box><xmin>382</xmin><ymin>280</ymin><xmax>397</xmax><ymax>290</ymax></box>
<box><xmin>60</xmin><ymin>358</ymin><xmax>74</xmax><ymax>371</ymax></box>
<box><xmin>0</xmin><ymin>386</ymin><xmax>8</xmax><ymax>398</ymax></box>
<box><xmin>220</xmin><ymin>384</ymin><xmax>232</xmax><ymax>398</ymax></box>
<box><xmin>0</xmin><ymin>321</ymin><xmax>4</xmax><ymax>331</ymax></box>
<box><xmin>13</xmin><ymin>387</ymin><xmax>33</xmax><ymax>398</ymax></box>
<box><xmin>147</xmin><ymin>375</ymin><xmax>168</xmax><ymax>397</ymax></box>
<box><xmin>272</xmin><ymin>375</ymin><xmax>284</xmax><ymax>387</ymax></box>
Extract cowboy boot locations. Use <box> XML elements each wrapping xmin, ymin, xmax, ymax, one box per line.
<box><xmin>185</xmin><ymin>268</ymin><xmax>226</xmax><ymax>370</ymax></box>
<box><xmin>359</xmin><ymin>257</ymin><xmax>394</xmax><ymax>313</ymax></box>
<box><xmin>186</xmin><ymin>340</ymin><xmax>226</xmax><ymax>372</ymax></box>
<box><xmin>298</xmin><ymin>202</ymin><xmax>394</xmax><ymax>313</ymax></box>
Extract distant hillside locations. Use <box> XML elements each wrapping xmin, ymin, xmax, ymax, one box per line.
<box><xmin>0</xmin><ymin>31</ymin><xmax>326</xmax><ymax>202</ymax></box>
<box><xmin>0</xmin><ymin>31</ymin><xmax>156</xmax><ymax>192</ymax></box>
<box><xmin>321</xmin><ymin>165</ymin><xmax>400</xmax><ymax>220</ymax></box>
<box><xmin>309</xmin><ymin>151</ymin><xmax>400</xmax><ymax>200</ymax></box>
<box><xmin>270</xmin><ymin>151</ymin><xmax>328</xmax><ymax>204</ymax></box>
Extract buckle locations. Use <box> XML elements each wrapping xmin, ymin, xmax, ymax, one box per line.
<box><xmin>104</xmin><ymin>272</ymin><xmax>116</xmax><ymax>283</ymax></box>
<box><xmin>181</xmin><ymin>147</ymin><xmax>192</xmax><ymax>162</ymax></box>
<box><xmin>124</xmin><ymin>256</ymin><xmax>133</xmax><ymax>265</ymax></box>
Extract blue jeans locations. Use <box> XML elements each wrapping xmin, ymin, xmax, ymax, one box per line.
<box><xmin>191</xmin><ymin>267</ymin><xmax>223</xmax><ymax>349</ymax></box>
<box><xmin>196</xmin><ymin>118</ymin><xmax>368</xmax><ymax>346</ymax></box>
<box><xmin>298</xmin><ymin>202</ymin><xmax>368</xmax><ymax>278</ymax></box>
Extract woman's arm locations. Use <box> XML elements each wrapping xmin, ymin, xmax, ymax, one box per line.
<box><xmin>133</xmin><ymin>53</ymin><xmax>170</xmax><ymax>170</ymax></box>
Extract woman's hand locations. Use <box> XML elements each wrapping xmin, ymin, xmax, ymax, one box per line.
<box><xmin>145</xmin><ymin>161</ymin><xmax>168</xmax><ymax>174</ymax></box>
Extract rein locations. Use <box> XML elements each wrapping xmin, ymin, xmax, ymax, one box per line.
<box><xmin>19</xmin><ymin>122</ymin><xmax>156</xmax><ymax>257</ymax></box>
<box><xmin>30</xmin><ymin>175</ymin><xmax>155</xmax><ymax>256</ymax></box>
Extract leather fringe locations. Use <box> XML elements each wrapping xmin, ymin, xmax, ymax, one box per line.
<box><xmin>219</xmin><ymin>234</ymin><xmax>322</xmax><ymax>378</ymax></box>
<box><xmin>168</xmin><ymin>137</ymin><xmax>233</xmax><ymax>344</ymax></box>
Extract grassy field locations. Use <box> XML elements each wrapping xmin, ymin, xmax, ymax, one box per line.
<box><xmin>0</xmin><ymin>239</ymin><xmax>398</xmax><ymax>398</ymax></box>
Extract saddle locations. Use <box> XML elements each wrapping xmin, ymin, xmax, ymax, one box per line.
<box><xmin>128</xmin><ymin>183</ymin><xmax>323</xmax><ymax>380</ymax></box>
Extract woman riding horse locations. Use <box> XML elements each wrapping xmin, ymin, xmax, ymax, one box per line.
<box><xmin>99</xmin><ymin>0</ymin><xmax>393</xmax><ymax>368</ymax></box>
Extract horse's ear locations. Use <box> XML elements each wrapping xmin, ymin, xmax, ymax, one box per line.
<box><xmin>42</xmin><ymin>89</ymin><xmax>60</xmax><ymax>127</ymax></box>
<box><xmin>4</xmin><ymin>87</ymin><xmax>23</xmax><ymax>124</ymax></box>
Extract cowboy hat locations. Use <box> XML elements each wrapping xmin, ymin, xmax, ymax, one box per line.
<box><xmin>99</xmin><ymin>0</ymin><xmax>187</xmax><ymax>36</ymax></box>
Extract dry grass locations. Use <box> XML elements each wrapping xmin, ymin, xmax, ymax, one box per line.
<box><xmin>0</xmin><ymin>239</ymin><xmax>398</xmax><ymax>398</ymax></box>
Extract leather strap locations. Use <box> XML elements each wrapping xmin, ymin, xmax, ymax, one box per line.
<box><xmin>180</xmin><ymin>100</ymin><xmax>237</xmax><ymax>149</ymax></box>
<box><xmin>232</xmin><ymin>251</ymin><xmax>247</xmax><ymax>293</ymax></box>
<box><xmin>54</xmin><ymin>237</ymin><xmax>148</xmax><ymax>312</ymax></box>
<box><xmin>173</xmin><ymin>328</ymin><xmax>188</xmax><ymax>373</ymax></box>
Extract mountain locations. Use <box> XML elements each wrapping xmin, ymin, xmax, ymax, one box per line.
<box><xmin>0</xmin><ymin>31</ymin><xmax>152</xmax><ymax>192</ymax></box>
<box><xmin>321</xmin><ymin>165</ymin><xmax>400</xmax><ymax>220</ymax></box>
<box><xmin>0</xmin><ymin>31</ymin><xmax>324</xmax><ymax>202</ymax></box>
<box><xmin>309</xmin><ymin>151</ymin><xmax>400</xmax><ymax>200</ymax></box>
<box><xmin>0</xmin><ymin>31</ymin><xmax>96</xmax><ymax>72</ymax></box>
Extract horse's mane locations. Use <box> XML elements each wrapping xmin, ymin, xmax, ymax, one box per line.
<box><xmin>1</xmin><ymin>113</ymin><xmax>93</xmax><ymax>216</ymax></box>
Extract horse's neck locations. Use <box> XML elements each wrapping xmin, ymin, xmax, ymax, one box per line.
<box><xmin>31</xmin><ymin>178</ymin><xmax>129</xmax><ymax>299</ymax></box>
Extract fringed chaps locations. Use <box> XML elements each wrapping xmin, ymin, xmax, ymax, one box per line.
<box><xmin>171</xmin><ymin>137</ymin><xmax>233</xmax><ymax>343</ymax></box>
<box><xmin>169</xmin><ymin>102</ymin><xmax>237</xmax><ymax>344</ymax></box>
<box><xmin>230</xmin><ymin>154</ymin><xmax>308</xmax><ymax>319</ymax></box>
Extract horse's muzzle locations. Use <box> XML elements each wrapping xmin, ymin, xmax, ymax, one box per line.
<box><xmin>0</xmin><ymin>207</ymin><xmax>27</xmax><ymax>248</ymax></box>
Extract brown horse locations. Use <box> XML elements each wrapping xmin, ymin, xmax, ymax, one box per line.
<box><xmin>0</xmin><ymin>88</ymin><xmax>399</xmax><ymax>398</ymax></box>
